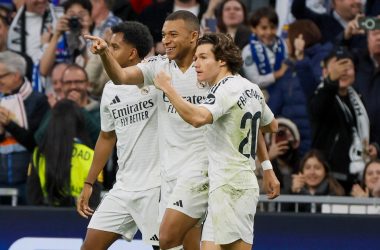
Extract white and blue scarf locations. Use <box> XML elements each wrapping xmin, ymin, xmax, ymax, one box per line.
<box><xmin>249</xmin><ymin>34</ymin><xmax>286</xmax><ymax>75</ymax></box>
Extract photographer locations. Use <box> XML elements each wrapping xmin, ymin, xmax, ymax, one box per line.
<box><xmin>310</xmin><ymin>47</ymin><xmax>370</xmax><ymax>195</ymax></box>
<box><xmin>339</xmin><ymin>16</ymin><xmax>380</xmax><ymax>163</ymax></box>
<box><xmin>40</xmin><ymin>0</ymin><xmax>93</xmax><ymax>77</ymax></box>
<box><xmin>266</xmin><ymin>118</ymin><xmax>301</xmax><ymax>194</ymax></box>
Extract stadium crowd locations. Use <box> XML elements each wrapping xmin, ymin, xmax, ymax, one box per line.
<box><xmin>0</xmin><ymin>0</ymin><xmax>379</xmax><ymax>230</ymax></box>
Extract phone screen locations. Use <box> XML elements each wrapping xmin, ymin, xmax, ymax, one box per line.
<box><xmin>205</xmin><ymin>18</ymin><xmax>217</xmax><ymax>33</ymax></box>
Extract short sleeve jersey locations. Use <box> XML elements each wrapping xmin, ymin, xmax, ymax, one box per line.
<box><xmin>199</xmin><ymin>75</ymin><xmax>274</xmax><ymax>191</ymax></box>
<box><xmin>100</xmin><ymin>81</ymin><xmax>160</xmax><ymax>191</ymax></box>
<box><xmin>137</xmin><ymin>55</ymin><xmax>209</xmax><ymax>180</ymax></box>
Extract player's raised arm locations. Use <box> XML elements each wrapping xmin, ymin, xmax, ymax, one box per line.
<box><xmin>84</xmin><ymin>35</ymin><xmax>144</xmax><ymax>85</ymax></box>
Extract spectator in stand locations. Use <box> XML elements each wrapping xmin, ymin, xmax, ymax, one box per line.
<box><xmin>7</xmin><ymin>0</ymin><xmax>57</xmax><ymax>63</ymax></box>
<box><xmin>291</xmin><ymin>0</ymin><xmax>366</xmax><ymax>49</ymax></box>
<box><xmin>35</xmin><ymin>64</ymin><xmax>100</xmax><ymax>148</ymax></box>
<box><xmin>6</xmin><ymin>0</ymin><xmax>57</xmax><ymax>91</ymax></box>
<box><xmin>138</xmin><ymin>0</ymin><xmax>207</xmax><ymax>54</ymax></box>
<box><xmin>0</xmin><ymin>10</ymin><xmax>34</xmax><ymax>82</ymax></box>
<box><xmin>46</xmin><ymin>62</ymin><xmax>68</xmax><ymax>107</ymax></box>
<box><xmin>0</xmin><ymin>51</ymin><xmax>50</xmax><ymax>205</ymax></box>
<box><xmin>85</xmin><ymin>0</ymin><xmax>121</xmax><ymax>98</ymax></box>
<box><xmin>351</xmin><ymin>159</ymin><xmax>380</xmax><ymax>197</ymax></box>
<box><xmin>90</xmin><ymin>0</ymin><xmax>121</xmax><ymax>38</ymax></box>
<box><xmin>242</xmin><ymin>6</ymin><xmax>288</xmax><ymax>89</ymax></box>
<box><xmin>291</xmin><ymin>149</ymin><xmax>345</xmax><ymax>206</ymax></box>
<box><xmin>310</xmin><ymin>47</ymin><xmax>370</xmax><ymax>194</ymax></box>
<box><xmin>27</xmin><ymin>99</ymin><xmax>101</xmax><ymax>207</ymax></box>
<box><xmin>267</xmin><ymin>118</ymin><xmax>301</xmax><ymax>194</ymax></box>
<box><xmin>203</xmin><ymin>0</ymin><xmax>251</xmax><ymax>49</ymax></box>
<box><xmin>286</xmin><ymin>19</ymin><xmax>333</xmax><ymax>98</ymax></box>
<box><xmin>340</xmin><ymin>19</ymin><xmax>380</xmax><ymax>161</ymax></box>
<box><xmin>39</xmin><ymin>0</ymin><xmax>93</xmax><ymax>77</ymax></box>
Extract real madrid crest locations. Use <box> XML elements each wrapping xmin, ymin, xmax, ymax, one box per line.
<box><xmin>141</xmin><ymin>86</ymin><xmax>150</xmax><ymax>95</ymax></box>
<box><xmin>197</xmin><ymin>81</ymin><xmax>207</xmax><ymax>89</ymax></box>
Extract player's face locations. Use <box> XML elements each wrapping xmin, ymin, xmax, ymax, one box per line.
<box><xmin>162</xmin><ymin>19</ymin><xmax>197</xmax><ymax>60</ymax></box>
<box><xmin>194</xmin><ymin>44</ymin><xmax>224</xmax><ymax>84</ymax></box>
<box><xmin>364</xmin><ymin>162</ymin><xmax>380</xmax><ymax>192</ymax></box>
<box><xmin>302</xmin><ymin>156</ymin><xmax>326</xmax><ymax>189</ymax></box>
<box><xmin>252</xmin><ymin>17</ymin><xmax>277</xmax><ymax>46</ymax></box>
<box><xmin>109</xmin><ymin>32</ymin><xmax>134</xmax><ymax>68</ymax></box>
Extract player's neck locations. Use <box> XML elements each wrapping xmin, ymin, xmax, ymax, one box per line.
<box><xmin>211</xmin><ymin>70</ymin><xmax>232</xmax><ymax>85</ymax></box>
<box><xmin>175</xmin><ymin>53</ymin><xmax>194</xmax><ymax>73</ymax></box>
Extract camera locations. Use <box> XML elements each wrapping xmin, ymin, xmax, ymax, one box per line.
<box><xmin>358</xmin><ymin>17</ymin><xmax>380</xmax><ymax>30</ymax></box>
<box><xmin>68</xmin><ymin>16</ymin><xmax>82</xmax><ymax>31</ymax></box>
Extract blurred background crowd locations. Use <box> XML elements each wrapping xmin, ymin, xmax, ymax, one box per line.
<box><xmin>0</xmin><ymin>0</ymin><xmax>380</xmax><ymax>208</ymax></box>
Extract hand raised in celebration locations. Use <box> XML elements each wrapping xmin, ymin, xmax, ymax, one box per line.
<box><xmin>84</xmin><ymin>35</ymin><xmax>108</xmax><ymax>55</ymax></box>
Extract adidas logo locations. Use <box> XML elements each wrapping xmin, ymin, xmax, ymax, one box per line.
<box><xmin>150</xmin><ymin>234</ymin><xmax>159</xmax><ymax>241</ymax></box>
<box><xmin>173</xmin><ymin>200</ymin><xmax>183</xmax><ymax>208</ymax></box>
<box><xmin>110</xmin><ymin>95</ymin><xmax>121</xmax><ymax>105</ymax></box>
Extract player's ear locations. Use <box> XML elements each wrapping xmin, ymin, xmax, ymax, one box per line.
<box><xmin>219</xmin><ymin>59</ymin><xmax>226</xmax><ymax>67</ymax></box>
<box><xmin>190</xmin><ymin>31</ymin><xmax>199</xmax><ymax>43</ymax></box>
<box><xmin>129</xmin><ymin>48</ymin><xmax>138</xmax><ymax>61</ymax></box>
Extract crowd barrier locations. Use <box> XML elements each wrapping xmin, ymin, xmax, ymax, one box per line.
<box><xmin>1</xmin><ymin>194</ymin><xmax>380</xmax><ymax>250</ymax></box>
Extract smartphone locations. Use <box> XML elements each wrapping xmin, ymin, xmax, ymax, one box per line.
<box><xmin>205</xmin><ymin>18</ymin><xmax>217</xmax><ymax>33</ymax></box>
<box><xmin>358</xmin><ymin>17</ymin><xmax>380</xmax><ymax>30</ymax></box>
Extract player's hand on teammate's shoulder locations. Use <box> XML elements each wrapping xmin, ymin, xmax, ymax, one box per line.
<box><xmin>263</xmin><ymin>169</ymin><xmax>280</xmax><ymax>199</ymax></box>
<box><xmin>84</xmin><ymin>34</ymin><xmax>108</xmax><ymax>55</ymax></box>
<box><xmin>153</xmin><ymin>71</ymin><xmax>172</xmax><ymax>91</ymax></box>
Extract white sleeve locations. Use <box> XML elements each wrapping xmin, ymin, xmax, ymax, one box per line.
<box><xmin>100</xmin><ymin>83</ymin><xmax>115</xmax><ymax>132</ymax></box>
<box><xmin>136</xmin><ymin>56</ymin><xmax>158</xmax><ymax>86</ymax></box>
<box><xmin>199</xmin><ymin>81</ymin><xmax>237</xmax><ymax>122</ymax></box>
<box><xmin>242</xmin><ymin>44</ymin><xmax>276</xmax><ymax>88</ymax></box>
<box><xmin>260</xmin><ymin>102</ymin><xmax>274</xmax><ymax>127</ymax></box>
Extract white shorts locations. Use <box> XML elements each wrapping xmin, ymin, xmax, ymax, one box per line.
<box><xmin>88</xmin><ymin>187</ymin><xmax>160</xmax><ymax>246</ymax></box>
<box><xmin>201</xmin><ymin>185</ymin><xmax>259</xmax><ymax>245</ymax></box>
<box><xmin>159</xmin><ymin>171</ymin><xmax>208</xmax><ymax>221</ymax></box>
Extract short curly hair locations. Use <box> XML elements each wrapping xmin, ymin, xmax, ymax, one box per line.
<box><xmin>197</xmin><ymin>33</ymin><xmax>243</xmax><ymax>74</ymax></box>
<box><xmin>111</xmin><ymin>21</ymin><xmax>153</xmax><ymax>59</ymax></box>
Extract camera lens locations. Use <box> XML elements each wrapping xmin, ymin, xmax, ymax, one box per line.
<box><xmin>364</xmin><ymin>19</ymin><xmax>376</xmax><ymax>30</ymax></box>
<box><xmin>68</xmin><ymin>16</ymin><xmax>81</xmax><ymax>31</ymax></box>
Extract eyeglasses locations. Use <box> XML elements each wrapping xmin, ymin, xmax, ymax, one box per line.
<box><xmin>62</xmin><ymin>79</ymin><xmax>87</xmax><ymax>85</ymax></box>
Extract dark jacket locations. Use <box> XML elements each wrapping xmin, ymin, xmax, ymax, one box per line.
<box><xmin>309</xmin><ymin>78</ymin><xmax>354</xmax><ymax>180</ymax></box>
<box><xmin>268</xmin><ymin>60</ymin><xmax>312</xmax><ymax>157</ymax></box>
<box><xmin>353</xmin><ymin>51</ymin><xmax>380</xmax><ymax>151</ymax></box>
<box><xmin>0</xmin><ymin>86</ymin><xmax>49</xmax><ymax>185</ymax></box>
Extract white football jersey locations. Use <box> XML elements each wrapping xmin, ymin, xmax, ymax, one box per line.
<box><xmin>137</xmin><ymin>55</ymin><xmax>209</xmax><ymax>180</ymax></box>
<box><xmin>199</xmin><ymin>75</ymin><xmax>274</xmax><ymax>191</ymax></box>
<box><xmin>100</xmin><ymin>81</ymin><xmax>160</xmax><ymax>191</ymax></box>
